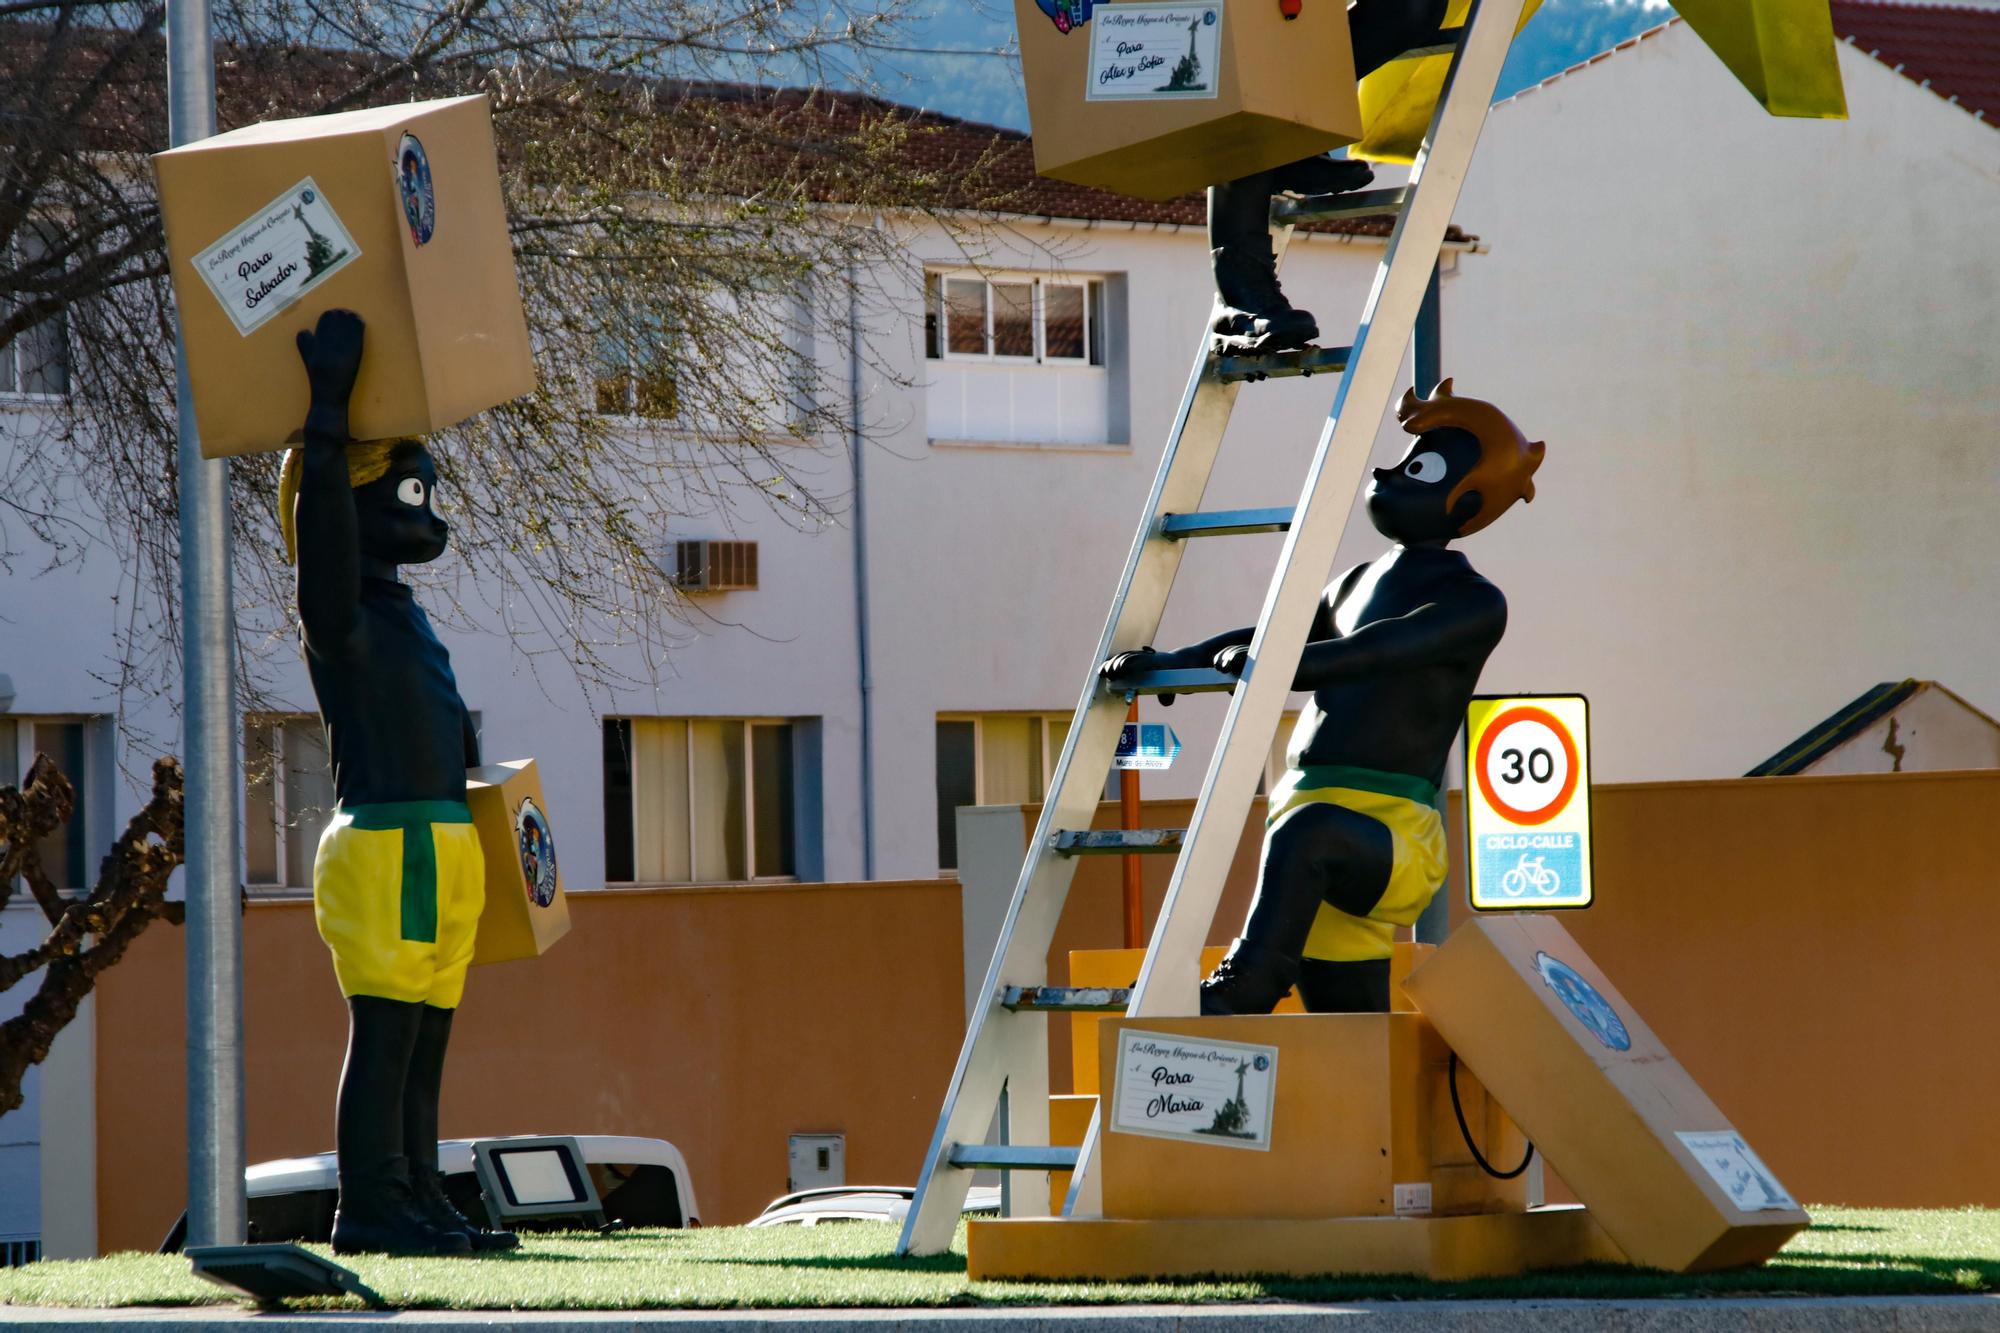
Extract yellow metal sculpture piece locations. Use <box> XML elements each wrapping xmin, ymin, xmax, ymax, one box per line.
<box><xmin>1351</xmin><ymin>0</ymin><xmax>1845</xmax><ymax>165</ymax></box>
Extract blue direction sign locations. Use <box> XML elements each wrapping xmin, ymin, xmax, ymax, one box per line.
<box><xmin>1114</xmin><ymin>723</ymin><xmax>1181</xmax><ymax>771</ymax></box>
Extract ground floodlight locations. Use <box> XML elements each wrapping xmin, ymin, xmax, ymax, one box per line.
<box><xmin>186</xmin><ymin>1243</ymin><xmax>383</xmax><ymax>1307</ymax></box>
<box><xmin>472</xmin><ymin>1135</ymin><xmax>607</xmax><ymax>1229</ymax></box>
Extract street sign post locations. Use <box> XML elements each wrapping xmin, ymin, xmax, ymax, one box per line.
<box><xmin>1465</xmin><ymin>695</ymin><xmax>1593</xmax><ymax>911</ymax></box>
<box><xmin>1113</xmin><ymin>723</ymin><xmax>1181</xmax><ymax>771</ymax></box>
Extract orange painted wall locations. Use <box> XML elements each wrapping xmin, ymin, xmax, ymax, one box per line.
<box><xmin>92</xmin><ymin>880</ymin><xmax>963</xmax><ymax>1254</ymax></box>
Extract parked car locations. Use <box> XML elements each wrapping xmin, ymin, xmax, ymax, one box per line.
<box><xmin>162</xmin><ymin>1134</ymin><xmax>699</xmax><ymax>1251</ymax></box>
<box><xmin>747</xmin><ymin>1185</ymin><xmax>1001</xmax><ymax>1228</ymax></box>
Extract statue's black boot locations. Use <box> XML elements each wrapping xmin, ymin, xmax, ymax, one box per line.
<box><xmin>1209</xmin><ymin>170</ymin><xmax>1317</xmax><ymax>352</ymax></box>
<box><xmin>331</xmin><ymin>996</ymin><xmax>471</xmax><ymax>1257</ymax></box>
<box><xmin>1270</xmin><ymin>155</ymin><xmax>1375</xmax><ymax>200</ymax></box>
<box><xmin>406</xmin><ymin>1004</ymin><xmax>519</xmax><ymax>1253</ymax></box>
<box><xmin>1199</xmin><ymin>938</ymin><xmax>1301</xmax><ymax>1015</ymax></box>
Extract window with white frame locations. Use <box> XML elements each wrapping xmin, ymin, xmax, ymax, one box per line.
<box><xmin>923</xmin><ymin>270</ymin><xmax>1119</xmax><ymax>447</ymax></box>
<box><xmin>0</xmin><ymin>717</ymin><xmax>90</xmax><ymax>890</ymax></box>
<box><xmin>602</xmin><ymin>717</ymin><xmax>799</xmax><ymax>884</ymax></box>
<box><xmin>2</xmin><ymin>226</ymin><xmax>70</xmax><ymax>398</ymax></box>
<box><xmin>935</xmin><ymin>712</ymin><xmax>1091</xmax><ymax>872</ymax></box>
<box><xmin>243</xmin><ymin>715</ymin><xmax>336</xmax><ymax>891</ymax></box>
<box><xmin>595</xmin><ymin>285</ymin><xmax>813</xmax><ymax>433</ymax></box>
<box><xmin>924</xmin><ymin>273</ymin><xmax>1104</xmax><ymax>366</ymax></box>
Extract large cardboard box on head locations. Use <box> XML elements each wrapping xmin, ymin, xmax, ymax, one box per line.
<box><xmin>153</xmin><ymin>94</ymin><xmax>535</xmax><ymax>458</ymax></box>
<box><xmin>1016</xmin><ymin>0</ymin><xmax>1363</xmax><ymax>200</ymax></box>
<box><xmin>466</xmin><ymin>760</ymin><xmax>571</xmax><ymax>967</ymax></box>
<box><xmin>1404</xmin><ymin>915</ymin><xmax>1809</xmax><ymax>1272</ymax></box>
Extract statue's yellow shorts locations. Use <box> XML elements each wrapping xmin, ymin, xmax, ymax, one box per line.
<box><xmin>1266</xmin><ymin>766</ymin><xmax>1448</xmax><ymax>965</ymax></box>
<box><xmin>312</xmin><ymin>801</ymin><xmax>485</xmax><ymax>1008</ymax></box>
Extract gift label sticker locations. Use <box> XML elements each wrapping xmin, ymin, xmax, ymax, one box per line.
<box><xmin>396</xmin><ymin>133</ymin><xmax>436</xmax><ymax>246</ymax></box>
<box><xmin>515</xmin><ymin>796</ymin><xmax>558</xmax><ymax>907</ymax></box>
<box><xmin>192</xmin><ymin>177</ymin><xmax>360</xmax><ymax>336</ymax></box>
<box><xmin>1085</xmin><ymin>3</ymin><xmax>1222</xmax><ymax>102</ymax></box>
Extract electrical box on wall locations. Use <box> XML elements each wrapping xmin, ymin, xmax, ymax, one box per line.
<box><xmin>787</xmin><ymin>1134</ymin><xmax>845</xmax><ymax>1192</ymax></box>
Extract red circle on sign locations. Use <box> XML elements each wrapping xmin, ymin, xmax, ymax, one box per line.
<box><xmin>1474</xmin><ymin>705</ymin><xmax>1579</xmax><ymax>827</ymax></box>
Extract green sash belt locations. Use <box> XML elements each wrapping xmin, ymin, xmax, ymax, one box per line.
<box><xmin>1287</xmin><ymin>765</ymin><xmax>1439</xmax><ymax>810</ymax></box>
<box><xmin>338</xmin><ymin>801</ymin><xmax>472</xmax><ymax>945</ymax></box>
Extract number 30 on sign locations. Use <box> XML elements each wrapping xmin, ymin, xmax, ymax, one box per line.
<box><xmin>1465</xmin><ymin>695</ymin><xmax>1593</xmax><ymax>911</ymax></box>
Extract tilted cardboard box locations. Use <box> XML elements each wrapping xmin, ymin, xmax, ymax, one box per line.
<box><xmin>153</xmin><ymin>94</ymin><xmax>535</xmax><ymax>458</ymax></box>
<box><xmin>466</xmin><ymin>759</ymin><xmax>571</xmax><ymax>966</ymax></box>
<box><xmin>1016</xmin><ymin>0</ymin><xmax>1362</xmax><ymax>200</ymax></box>
<box><xmin>1404</xmin><ymin>915</ymin><xmax>1808</xmax><ymax>1271</ymax></box>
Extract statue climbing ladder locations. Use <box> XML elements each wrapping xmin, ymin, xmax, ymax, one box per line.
<box><xmin>898</xmin><ymin>0</ymin><xmax>1532</xmax><ymax>1257</ymax></box>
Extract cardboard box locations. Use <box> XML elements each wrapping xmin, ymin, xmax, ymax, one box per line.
<box><xmin>466</xmin><ymin>759</ymin><xmax>571</xmax><ymax>966</ymax></box>
<box><xmin>153</xmin><ymin>95</ymin><xmax>535</xmax><ymax>458</ymax></box>
<box><xmin>1403</xmin><ymin>915</ymin><xmax>1809</xmax><ymax>1271</ymax></box>
<box><xmin>1066</xmin><ymin>942</ymin><xmax>1431</xmax><ymax>1096</ymax></box>
<box><xmin>1096</xmin><ymin>1013</ymin><xmax>1528</xmax><ymax>1221</ymax></box>
<box><xmin>1016</xmin><ymin>0</ymin><xmax>1362</xmax><ymax>200</ymax></box>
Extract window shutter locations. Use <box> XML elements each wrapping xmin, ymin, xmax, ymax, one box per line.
<box><xmin>673</xmin><ymin>540</ymin><xmax>759</xmax><ymax>592</ymax></box>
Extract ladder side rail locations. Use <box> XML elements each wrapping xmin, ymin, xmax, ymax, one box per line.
<box><xmin>1065</xmin><ymin>0</ymin><xmax>1531</xmax><ymax>1218</ymax></box>
<box><xmin>897</xmin><ymin>347</ymin><xmax>1241</xmax><ymax>1256</ymax></box>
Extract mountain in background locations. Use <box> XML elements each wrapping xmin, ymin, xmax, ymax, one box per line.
<box><xmin>870</xmin><ymin>0</ymin><xmax>1680</xmax><ymax>131</ymax></box>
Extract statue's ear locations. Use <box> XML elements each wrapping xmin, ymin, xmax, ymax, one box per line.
<box><xmin>1449</xmin><ymin>488</ymin><xmax>1483</xmax><ymax>534</ymax></box>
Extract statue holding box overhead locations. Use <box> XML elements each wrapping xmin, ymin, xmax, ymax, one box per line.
<box><xmin>279</xmin><ymin>308</ymin><xmax>516</xmax><ymax>1257</ymax></box>
<box><xmin>1209</xmin><ymin>0</ymin><xmax>1449</xmax><ymax>352</ymax></box>
<box><xmin>1102</xmin><ymin>381</ymin><xmax>1543</xmax><ymax>1013</ymax></box>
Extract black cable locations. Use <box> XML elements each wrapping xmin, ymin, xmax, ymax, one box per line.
<box><xmin>1447</xmin><ymin>1051</ymin><xmax>1535</xmax><ymax>1181</ymax></box>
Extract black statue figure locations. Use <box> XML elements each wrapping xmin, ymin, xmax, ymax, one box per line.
<box><xmin>279</xmin><ymin>308</ymin><xmax>515</xmax><ymax>1257</ymax></box>
<box><xmin>1102</xmin><ymin>381</ymin><xmax>1544</xmax><ymax>1014</ymax></box>
<box><xmin>1211</xmin><ymin>0</ymin><xmax>1450</xmax><ymax>352</ymax></box>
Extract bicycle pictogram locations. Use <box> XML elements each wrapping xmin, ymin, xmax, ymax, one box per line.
<box><xmin>1499</xmin><ymin>852</ymin><xmax>1561</xmax><ymax>898</ymax></box>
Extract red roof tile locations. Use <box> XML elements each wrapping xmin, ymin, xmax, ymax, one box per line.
<box><xmin>1833</xmin><ymin>0</ymin><xmax>2000</xmax><ymax>121</ymax></box>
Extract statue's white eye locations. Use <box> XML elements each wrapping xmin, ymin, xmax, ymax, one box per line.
<box><xmin>396</xmin><ymin>477</ymin><xmax>426</xmax><ymax>507</ymax></box>
<box><xmin>1403</xmin><ymin>451</ymin><xmax>1447</xmax><ymax>484</ymax></box>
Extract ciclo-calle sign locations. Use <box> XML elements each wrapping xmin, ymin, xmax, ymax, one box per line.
<box><xmin>1465</xmin><ymin>695</ymin><xmax>1593</xmax><ymax>910</ymax></box>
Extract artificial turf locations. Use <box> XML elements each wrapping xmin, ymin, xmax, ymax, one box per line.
<box><xmin>0</xmin><ymin>1208</ymin><xmax>1995</xmax><ymax>1311</ymax></box>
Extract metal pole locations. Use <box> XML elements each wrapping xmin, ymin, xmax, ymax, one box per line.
<box><xmin>169</xmin><ymin>0</ymin><xmax>246</xmax><ymax>1247</ymax></box>
<box><xmin>846</xmin><ymin>258</ymin><xmax>876</xmax><ymax>880</ymax></box>
<box><xmin>1119</xmin><ymin>701</ymin><xmax>1141</xmax><ymax>949</ymax></box>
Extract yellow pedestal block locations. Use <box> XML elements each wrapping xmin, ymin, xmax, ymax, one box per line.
<box><xmin>1404</xmin><ymin>915</ymin><xmax>1808</xmax><ymax>1272</ymax></box>
<box><xmin>968</xmin><ymin>1207</ymin><xmax>1624</xmax><ymax>1282</ymax></box>
<box><xmin>1095</xmin><ymin>1012</ymin><xmax>1528</xmax><ymax>1222</ymax></box>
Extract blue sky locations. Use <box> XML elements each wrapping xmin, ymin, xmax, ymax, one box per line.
<box><xmin>866</xmin><ymin>0</ymin><xmax>1680</xmax><ymax>130</ymax></box>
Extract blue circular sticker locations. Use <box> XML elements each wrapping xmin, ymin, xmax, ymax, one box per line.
<box><xmin>515</xmin><ymin>796</ymin><xmax>558</xmax><ymax>907</ymax></box>
<box><xmin>396</xmin><ymin>132</ymin><xmax>435</xmax><ymax>246</ymax></box>
<box><xmin>1535</xmin><ymin>951</ymin><xmax>1630</xmax><ymax>1051</ymax></box>
<box><xmin>1204</xmin><ymin>9</ymin><xmax>1217</xmax><ymax>23</ymax></box>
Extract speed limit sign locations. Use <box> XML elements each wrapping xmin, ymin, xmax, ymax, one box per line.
<box><xmin>1465</xmin><ymin>695</ymin><xmax>1593</xmax><ymax>911</ymax></box>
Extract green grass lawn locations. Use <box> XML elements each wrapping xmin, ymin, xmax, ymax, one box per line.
<box><xmin>1</xmin><ymin>1209</ymin><xmax>1995</xmax><ymax>1311</ymax></box>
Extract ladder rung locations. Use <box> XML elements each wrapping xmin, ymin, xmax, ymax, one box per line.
<box><xmin>947</xmin><ymin>1144</ymin><xmax>1080</xmax><ymax>1172</ymax></box>
<box><xmin>1400</xmin><ymin>27</ymin><xmax>1466</xmax><ymax>59</ymax></box>
<box><xmin>1053</xmin><ymin>828</ymin><xmax>1184</xmax><ymax>856</ymax></box>
<box><xmin>1161</xmin><ymin>507</ymin><xmax>1293</xmax><ymax>540</ymax></box>
<box><xmin>1271</xmin><ymin>186</ymin><xmax>1409</xmax><ymax>228</ymax></box>
<box><xmin>1001</xmin><ymin>985</ymin><xmax>1133</xmax><ymax>1013</ymax></box>
<box><xmin>1217</xmin><ymin>345</ymin><xmax>1351</xmax><ymax>384</ymax></box>
<box><xmin>1120</xmin><ymin>668</ymin><xmax>1237</xmax><ymax>696</ymax></box>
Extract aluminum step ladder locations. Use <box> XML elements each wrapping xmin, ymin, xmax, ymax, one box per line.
<box><xmin>897</xmin><ymin>0</ymin><xmax>1530</xmax><ymax>1257</ymax></box>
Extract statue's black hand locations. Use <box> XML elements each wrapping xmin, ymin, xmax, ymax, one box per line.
<box><xmin>295</xmin><ymin>308</ymin><xmax>365</xmax><ymax>415</ymax></box>
<box><xmin>1214</xmin><ymin>645</ymin><xmax>1250</xmax><ymax>678</ymax></box>
<box><xmin>1100</xmin><ymin>648</ymin><xmax>1162</xmax><ymax>683</ymax></box>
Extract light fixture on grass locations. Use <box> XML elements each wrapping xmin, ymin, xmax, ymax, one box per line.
<box><xmin>472</xmin><ymin>1135</ymin><xmax>607</xmax><ymax>1230</ymax></box>
<box><xmin>186</xmin><ymin>1243</ymin><xmax>383</xmax><ymax>1307</ymax></box>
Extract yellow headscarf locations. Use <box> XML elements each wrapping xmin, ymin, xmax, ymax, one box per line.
<box><xmin>276</xmin><ymin>438</ymin><xmax>413</xmax><ymax>564</ymax></box>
